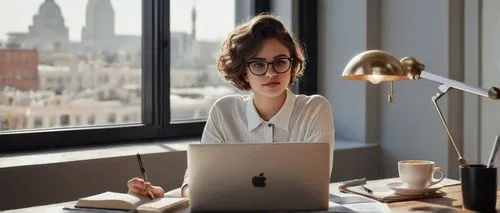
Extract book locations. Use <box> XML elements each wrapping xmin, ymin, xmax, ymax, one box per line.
<box><xmin>74</xmin><ymin>191</ymin><xmax>189</xmax><ymax>213</ymax></box>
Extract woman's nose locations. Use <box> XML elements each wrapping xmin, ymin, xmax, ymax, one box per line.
<box><xmin>266</xmin><ymin>68</ymin><xmax>277</xmax><ymax>78</ymax></box>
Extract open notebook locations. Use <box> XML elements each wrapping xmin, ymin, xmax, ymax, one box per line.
<box><xmin>340</xmin><ymin>178</ymin><xmax>461</xmax><ymax>203</ymax></box>
<box><xmin>73</xmin><ymin>191</ymin><xmax>189</xmax><ymax>213</ymax></box>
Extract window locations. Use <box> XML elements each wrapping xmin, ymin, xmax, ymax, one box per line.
<box><xmin>75</xmin><ymin>115</ymin><xmax>81</xmax><ymax>125</ymax></box>
<box><xmin>107</xmin><ymin>113</ymin><xmax>116</xmax><ymax>123</ymax></box>
<box><xmin>21</xmin><ymin>117</ymin><xmax>27</xmax><ymax>128</ymax></box>
<box><xmin>15</xmin><ymin>70</ymin><xmax>21</xmax><ymax>80</ymax></box>
<box><xmin>170</xmin><ymin>0</ymin><xmax>245</xmax><ymax>122</ymax></box>
<box><xmin>34</xmin><ymin>117</ymin><xmax>43</xmax><ymax>128</ymax></box>
<box><xmin>132</xmin><ymin>113</ymin><xmax>139</xmax><ymax>122</ymax></box>
<box><xmin>0</xmin><ymin>0</ymin><xmax>264</xmax><ymax>152</ymax></box>
<box><xmin>88</xmin><ymin>114</ymin><xmax>96</xmax><ymax>125</ymax></box>
<box><xmin>11</xmin><ymin>117</ymin><xmax>18</xmax><ymax>129</ymax></box>
<box><xmin>0</xmin><ymin>118</ymin><xmax>7</xmax><ymax>130</ymax></box>
<box><xmin>49</xmin><ymin>116</ymin><xmax>56</xmax><ymax>127</ymax></box>
<box><xmin>0</xmin><ymin>0</ymin><xmax>142</xmax><ymax>132</ymax></box>
<box><xmin>122</xmin><ymin>115</ymin><xmax>130</xmax><ymax>123</ymax></box>
<box><xmin>60</xmin><ymin>115</ymin><xmax>70</xmax><ymax>126</ymax></box>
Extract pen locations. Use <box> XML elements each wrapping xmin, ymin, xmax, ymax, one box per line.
<box><xmin>136</xmin><ymin>153</ymin><xmax>148</xmax><ymax>182</ymax></box>
<box><xmin>361</xmin><ymin>185</ymin><xmax>373</xmax><ymax>194</ymax></box>
<box><xmin>486</xmin><ymin>135</ymin><xmax>500</xmax><ymax>168</ymax></box>
<box><xmin>340</xmin><ymin>178</ymin><xmax>367</xmax><ymax>188</ymax></box>
<box><xmin>137</xmin><ymin>153</ymin><xmax>154</xmax><ymax>199</ymax></box>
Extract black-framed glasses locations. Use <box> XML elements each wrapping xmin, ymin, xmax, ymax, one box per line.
<box><xmin>246</xmin><ymin>58</ymin><xmax>293</xmax><ymax>76</ymax></box>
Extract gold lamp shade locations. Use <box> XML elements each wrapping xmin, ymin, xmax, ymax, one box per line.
<box><xmin>342</xmin><ymin>50</ymin><xmax>423</xmax><ymax>84</ymax></box>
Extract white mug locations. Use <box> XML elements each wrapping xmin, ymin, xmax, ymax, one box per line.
<box><xmin>398</xmin><ymin>160</ymin><xmax>445</xmax><ymax>189</ymax></box>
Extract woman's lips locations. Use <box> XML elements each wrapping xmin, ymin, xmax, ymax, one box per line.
<box><xmin>263</xmin><ymin>82</ymin><xmax>280</xmax><ymax>87</ymax></box>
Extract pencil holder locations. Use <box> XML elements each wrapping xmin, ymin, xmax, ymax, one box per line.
<box><xmin>460</xmin><ymin>164</ymin><xmax>497</xmax><ymax>212</ymax></box>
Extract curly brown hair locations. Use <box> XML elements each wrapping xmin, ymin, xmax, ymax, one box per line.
<box><xmin>217</xmin><ymin>14</ymin><xmax>306</xmax><ymax>90</ymax></box>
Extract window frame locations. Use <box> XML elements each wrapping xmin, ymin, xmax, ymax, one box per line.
<box><xmin>0</xmin><ymin>0</ymin><xmax>270</xmax><ymax>153</ymax></box>
<box><xmin>297</xmin><ymin>0</ymin><xmax>318</xmax><ymax>95</ymax></box>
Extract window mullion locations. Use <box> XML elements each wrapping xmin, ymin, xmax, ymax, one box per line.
<box><xmin>142</xmin><ymin>0</ymin><xmax>155</xmax><ymax>126</ymax></box>
<box><xmin>297</xmin><ymin>0</ymin><xmax>318</xmax><ymax>95</ymax></box>
<box><xmin>254</xmin><ymin>0</ymin><xmax>271</xmax><ymax>14</ymax></box>
<box><xmin>157</xmin><ymin>0</ymin><xmax>170</xmax><ymax>134</ymax></box>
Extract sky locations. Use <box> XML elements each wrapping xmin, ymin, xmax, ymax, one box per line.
<box><xmin>0</xmin><ymin>0</ymin><xmax>235</xmax><ymax>42</ymax></box>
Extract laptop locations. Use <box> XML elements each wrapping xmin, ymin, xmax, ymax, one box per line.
<box><xmin>187</xmin><ymin>143</ymin><xmax>330</xmax><ymax>212</ymax></box>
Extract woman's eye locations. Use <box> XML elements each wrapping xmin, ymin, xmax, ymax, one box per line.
<box><xmin>252</xmin><ymin>62</ymin><xmax>266</xmax><ymax>69</ymax></box>
<box><xmin>274</xmin><ymin>59</ymin><xmax>288</xmax><ymax>66</ymax></box>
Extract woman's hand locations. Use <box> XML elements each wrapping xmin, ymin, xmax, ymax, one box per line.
<box><xmin>127</xmin><ymin>177</ymin><xmax>165</xmax><ymax>199</ymax></box>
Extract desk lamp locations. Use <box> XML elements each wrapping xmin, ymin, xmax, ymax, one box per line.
<box><xmin>342</xmin><ymin>50</ymin><xmax>500</xmax><ymax>167</ymax></box>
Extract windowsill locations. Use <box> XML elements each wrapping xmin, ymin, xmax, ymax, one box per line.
<box><xmin>0</xmin><ymin>138</ymin><xmax>378</xmax><ymax>169</ymax></box>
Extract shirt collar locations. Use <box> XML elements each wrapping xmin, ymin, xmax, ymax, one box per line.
<box><xmin>246</xmin><ymin>89</ymin><xmax>296</xmax><ymax>132</ymax></box>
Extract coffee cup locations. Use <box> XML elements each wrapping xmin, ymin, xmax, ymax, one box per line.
<box><xmin>398</xmin><ymin>160</ymin><xmax>445</xmax><ymax>189</ymax></box>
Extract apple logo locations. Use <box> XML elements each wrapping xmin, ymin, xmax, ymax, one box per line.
<box><xmin>252</xmin><ymin>173</ymin><xmax>267</xmax><ymax>187</ymax></box>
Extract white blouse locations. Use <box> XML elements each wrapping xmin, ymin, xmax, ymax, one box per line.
<box><xmin>182</xmin><ymin>89</ymin><xmax>335</xmax><ymax>189</ymax></box>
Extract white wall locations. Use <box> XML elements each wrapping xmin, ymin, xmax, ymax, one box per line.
<box><xmin>463</xmin><ymin>0</ymin><xmax>482</xmax><ymax>165</ymax></box>
<box><xmin>481</xmin><ymin>0</ymin><xmax>500</xmax><ymax>171</ymax></box>
<box><xmin>378</xmin><ymin>0</ymin><xmax>466</xmax><ymax>179</ymax></box>
<box><xmin>317</xmin><ymin>0</ymin><xmax>381</xmax><ymax>144</ymax></box>
<box><xmin>455</xmin><ymin>0</ymin><xmax>500</xmax><ymax>183</ymax></box>
<box><xmin>318</xmin><ymin>0</ymin><xmax>472</xmax><ymax>179</ymax></box>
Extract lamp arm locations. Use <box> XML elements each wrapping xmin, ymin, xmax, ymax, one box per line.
<box><xmin>431</xmin><ymin>85</ymin><xmax>468</xmax><ymax>167</ymax></box>
<box><xmin>420</xmin><ymin>71</ymin><xmax>500</xmax><ymax>99</ymax></box>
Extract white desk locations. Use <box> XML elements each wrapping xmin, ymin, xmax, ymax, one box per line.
<box><xmin>6</xmin><ymin>178</ymin><xmax>498</xmax><ymax>213</ymax></box>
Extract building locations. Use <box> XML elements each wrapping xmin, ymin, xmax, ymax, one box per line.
<box><xmin>80</xmin><ymin>0</ymin><xmax>140</xmax><ymax>53</ymax></box>
<box><xmin>37</xmin><ymin>64</ymin><xmax>71</xmax><ymax>92</ymax></box>
<box><xmin>82</xmin><ymin>0</ymin><xmax>115</xmax><ymax>44</ymax></box>
<box><xmin>0</xmin><ymin>0</ymin><xmax>235</xmax><ymax>131</ymax></box>
<box><xmin>38</xmin><ymin>45</ymin><xmax>72</xmax><ymax>66</ymax></box>
<box><xmin>7</xmin><ymin>0</ymin><xmax>69</xmax><ymax>50</ymax></box>
<box><xmin>0</xmin><ymin>49</ymin><xmax>39</xmax><ymax>91</ymax></box>
<box><xmin>0</xmin><ymin>84</ymin><xmax>240</xmax><ymax>130</ymax></box>
<box><xmin>37</xmin><ymin>61</ymin><xmax>142</xmax><ymax>93</ymax></box>
<box><xmin>0</xmin><ymin>100</ymin><xmax>141</xmax><ymax>130</ymax></box>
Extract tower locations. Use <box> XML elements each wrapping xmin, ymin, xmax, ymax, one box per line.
<box><xmin>82</xmin><ymin>0</ymin><xmax>115</xmax><ymax>43</ymax></box>
<box><xmin>191</xmin><ymin>2</ymin><xmax>196</xmax><ymax>40</ymax></box>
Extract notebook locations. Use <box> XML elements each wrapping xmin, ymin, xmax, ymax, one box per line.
<box><xmin>187</xmin><ymin>143</ymin><xmax>331</xmax><ymax>212</ymax></box>
<box><xmin>73</xmin><ymin>191</ymin><xmax>188</xmax><ymax>213</ymax></box>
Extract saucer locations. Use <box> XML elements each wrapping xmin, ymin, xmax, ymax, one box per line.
<box><xmin>387</xmin><ymin>182</ymin><xmax>444</xmax><ymax>196</ymax></box>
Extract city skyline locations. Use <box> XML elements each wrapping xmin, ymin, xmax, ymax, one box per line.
<box><xmin>0</xmin><ymin>0</ymin><xmax>235</xmax><ymax>42</ymax></box>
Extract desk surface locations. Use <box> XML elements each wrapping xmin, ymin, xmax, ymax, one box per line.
<box><xmin>4</xmin><ymin>179</ymin><xmax>500</xmax><ymax>213</ymax></box>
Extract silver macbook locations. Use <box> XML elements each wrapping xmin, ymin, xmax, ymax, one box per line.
<box><xmin>188</xmin><ymin>143</ymin><xmax>330</xmax><ymax>212</ymax></box>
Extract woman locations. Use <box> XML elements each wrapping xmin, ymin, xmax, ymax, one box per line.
<box><xmin>127</xmin><ymin>14</ymin><xmax>334</xmax><ymax>199</ymax></box>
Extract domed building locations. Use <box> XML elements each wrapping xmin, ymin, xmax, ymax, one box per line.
<box><xmin>7</xmin><ymin>0</ymin><xmax>69</xmax><ymax>50</ymax></box>
<box><xmin>29</xmin><ymin>0</ymin><xmax>69</xmax><ymax>42</ymax></box>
